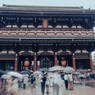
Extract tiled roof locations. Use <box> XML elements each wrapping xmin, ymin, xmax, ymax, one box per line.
<box><xmin>0</xmin><ymin>4</ymin><xmax>94</xmax><ymax>13</ymax></box>
<box><xmin>0</xmin><ymin>35</ymin><xmax>95</xmax><ymax>40</ymax></box>
<box><xmin>2</xmin><ymin>4</ymin><xmax>84</xmax><ymax>11</ymax></box>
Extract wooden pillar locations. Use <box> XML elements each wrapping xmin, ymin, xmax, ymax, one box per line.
<box><xmin>34</xmin><ymin>53</ymin><xmax>37</xmax><ymax>71</ymax></box>
<box><xmin>42</xmin><ymin>19</ymin><xmax>48</xmax><ymax>28</ymax></box>
<box><xmin>54</xmin><ymin>53</ymin><xmax>57</xmax><ymax>66</ymax></box>
<box><xmin>14</xmin><ymin>54</ymin><xmax>18</xmax><ymax>72</ymax></box>
<box><xmin>89</xmin><ymin>53</ymin><xmax>94</xmax><ymax>71</ymax></box>
<box><xmin>72</xmin><ymin>53</ymin><xmax>76</xmax><ymax>71</ymax></box>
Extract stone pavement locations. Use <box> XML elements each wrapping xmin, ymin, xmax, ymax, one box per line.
<box><xmin>16</xmin><ymin>84</ymin><xmax>95</xmax><ymax>95</ymax></box>
<box><xmin>0</xmin><ymin>82</ymin><xmax>95</xmax><ymax>95</ymax></box>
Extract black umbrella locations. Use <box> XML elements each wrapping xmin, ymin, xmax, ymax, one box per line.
<box><xmin>0</xmin><ymin>70</ymin><xmax>7</xmax><ymax>76</ymax></box>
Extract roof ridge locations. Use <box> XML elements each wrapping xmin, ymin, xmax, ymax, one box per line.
<box><xmin>3</xmin><ymin>4</ymin><xmax>84</xmax><ymax>9</ymax></box>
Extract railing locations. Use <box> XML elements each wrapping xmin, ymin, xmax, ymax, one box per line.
<box><xmin>0</xmin><ymin>30</ymin><xmax>95</xmax><ymax>36</ymax></box>
<box><xmin>0</xmin><ymin>27</ymin><xmax>93</xmax><ymax>32</ymax></box>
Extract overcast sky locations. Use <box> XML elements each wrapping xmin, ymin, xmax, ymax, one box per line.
<box><xmin>0</xmin><ymin>0</ymin><xmax>95</xmax><ymax>9</ymax></box>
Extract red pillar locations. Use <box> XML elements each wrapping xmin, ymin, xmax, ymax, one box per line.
<box><xmin>72</xmin><ymin>53</ymin><xmax>76</xmax><ymax>71</ymax></box>
<box><xmin>89</xmin><ymin>53</ymin><xmax>94</xmax><ymax>71</ymax></box>
<box><xmin>54</xmin><ymin>53</ymin><xmax>57</xmax><ymax>66</ymax></box>
<box><xmin>14</xmin><ymin>54</ymin><xmax>18</xmax><ymax>72</ymax></box>
<box><xmin>34</xmin><ymin>53</ymin><xmax>37</xmax><ymax>71</ymax></box>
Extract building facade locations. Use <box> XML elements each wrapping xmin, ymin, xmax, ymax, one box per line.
<box><xmin>0</xmin><ymin>5</ymin><xmax>95</xmax><ymax>72</ymax></box>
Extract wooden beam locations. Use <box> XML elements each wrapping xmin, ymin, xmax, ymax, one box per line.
<box><xmin>54</xmin><ymin>53</ymin><xmax>57</xmax><ymax>66</ymax></box>
<box><xmin>14</xmin><ymin>54</ymin><xmax>18</xmax><ymax>72</ymax></box>
<box><xmin>72</xmin><ymin>53</ymin><xmax>76</xmax><ymax>71</ymax></box>
<box><xmin>0</xmin><ymin>58</ymin><xmax>15</xmax><ymax>60</ymax></box>
<box><xmin>34</xmin><ymin>53</ymin><xmax>37</xmax><ymax>71</ymax></box>
<box><xmin>89</xmin><ymin>53</ymin><xmax>94</xmax><ymax>71</ymax></box>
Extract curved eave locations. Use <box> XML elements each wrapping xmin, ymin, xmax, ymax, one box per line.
<box><xmin>0</xmin><ymin>7</ymin><xmax>95</xmax><ymax>17</ymax></box>
<box><xmin>0</xmin><ymin>12</ymin><xmax>95</xmax><ymax>18</ymax></box>
<box><xmin>0</xmin><ymin>35</ymin><xmax>95</xmax><ymax>40</ymax></box>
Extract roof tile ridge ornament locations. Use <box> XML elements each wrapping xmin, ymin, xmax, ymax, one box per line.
<box><xmin>2</xmin><ymin>4</ymin><xmax>84</xmax><ymax>10</ymax></box>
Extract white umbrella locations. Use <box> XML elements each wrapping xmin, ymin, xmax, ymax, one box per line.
<box><xmin>72</xmin><ymin>72</ymin><xmax>81</xmax><ymax>75</ymax></box>
<box><xmin>78</xmin><ymin>74</ymin><xmax>86</xmax><ymax>78</ymax></box>
<box><xmin>7</xmin><ymin>71</ymin><xmax>23</xmax><ymax>79</ymax></box>
<box><xmin>1</xmin><ymin>74</ymin><xmax>12</xmax><ymax>79</ymax></box>
<box><xmin>20</xmin><ymin>71</ymin><xmax>29</xmax><ymax>75</ymax></box>
<box><xmin>49</xmin><ymin>66</ymin><xmax>64</xmax><ymax>71</ymax></box>
<box><xmin>64</xmin><ymin>66</ymin><xmax>75</xmax><ymax>73</ymax></box>
<box><xmin>39</xmin><ymin>68</ymin><xmax>49</xmax><ymax>72</ymax></box>
<box><xmin>34</xmin><ymin>71</ymin><xmax>42</xmax><ymax>75</ymax></box>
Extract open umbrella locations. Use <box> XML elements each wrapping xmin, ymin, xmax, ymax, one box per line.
<box><xmin>39</xmin><ymin>68</ymin><xmax>49</xmax><ymax>72</ymax></box>
<box><xmin>64</xmin><ymin>66</ymin><xmax>75</xmax><ymax>73</ymax></box>
<box><xmin>72</xmin><ymin>72</ymin><xmax>81</xmax><ymax>75</ymax></box>
<box><xmin>34</xmin><ymin>71</ymin><xmax>42</xmax><ymax>75</ymax></box>
<box><xmin>1</xmin><ymin>74</ymin><xmax>12</xmax><ymax>79</ymax></box>
<box><xmin>49</xmin><ymin>66</ymin><xmax>64</xmax><ymax>72</ymax></box>
<box><xmin>7</xmin><ymin>71</ymin><xmax>23</xmax><ymax>79</ymax></box>
<box><xmin>0</xmin><ymin>70</ymin><xmax>7</xmax><ymax>76</ymax></box>
<box><xmin>20</xmin><ymin>71</ymin><xmax>29</xmax><ymax>75</ymax></box>
<box><xmin>78</xmin><ymin>74</ymin><xmax>86</xmax><ymax>78</ymax></box>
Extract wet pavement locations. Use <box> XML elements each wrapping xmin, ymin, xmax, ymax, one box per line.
<box><xmin>85</xmin><ymin>82</ymin><xmax>95</xmax><ymax>88</ymax></box>
<box><xmin>2</xmin><ymin>83</ymin><xmax>94</xmax><ymax>95</ymax></box>
<box><xmin>0</xmin><ymin>81</ymin><xmax>95</xmax><ymax>95</ymax></box>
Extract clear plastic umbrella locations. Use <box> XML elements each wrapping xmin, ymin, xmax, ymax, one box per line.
<box><xmin>78</xmin><ymin>74</ymin><xmax>86</xmax><ymax>78</ymax></box>
<box><xmin>39</xmin><ymin>68</ymin><xmax>49</xmax><ymax>72</ymax></box>
<box><xmin>7</xmin><ymin>71</ymin><xmax>23</xmax><ymax>79</ymax></box>
<box><xmin>1</xmin><ymin>74</ymin><xmax>12</xmax><ymax>79</ymax></box>
<box><xmin>72</xmin><ymin>72</ymin><xmax>81</xmax><ymax>75</ymax></box>
<box><xmin>20</xmin><ymin>71</ymin><xmax>29</xmax><ymax>75</ymax></box>
<box><xmin>49</xmin><ymin>66</ymin><xmax>64</xmax><ymax>72</ymax></box>
<box><xmin>64</xmin><ymin>66</ymin><xmax>75</xmax><ymax>73</ymax></box>
<box><xmin>34</xmin><ymin>71</ymin><xmax>42</xmax><ymax>75</ymax></box>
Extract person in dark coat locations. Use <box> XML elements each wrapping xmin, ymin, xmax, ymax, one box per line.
<box><xmin>41</xmin><ymin>73</ymin><xmax>47</xmax><ymax>95</ymax></box>
<box><xmin>64</xmin><ymin>73</ymin><xmax>69</xmax><ymax>90</ymax></box>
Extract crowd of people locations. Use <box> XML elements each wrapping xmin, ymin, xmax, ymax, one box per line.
<box><xmin>0</xmin><ymin>69</ymin><xmax>95</xmax><ymax>95</ymax></box>
<box><xmin>31</xmin><ymin>71</ymin><xmax>74</xmax><ymax>95</ymax></box>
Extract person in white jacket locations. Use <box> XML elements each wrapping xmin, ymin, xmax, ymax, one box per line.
<box><xmin>53</xmin><ymin>71</ymin><xmax>64</xmax><ymax>95</ymax></box>
<box><xmin>45</xmin><ymin>74</ymin><xmax>50</xmax><ymax>94</ymax></box>
<box><xmin>48</xmin><ymin>73</ymin><xmax>54</xmax><ymax>95</ymax></box>
<box><xmin>35</xmin><ymin>74</ymin><xmax>42</xmax><ymax>95</ymax></box>
<box><xmin>68</xmin><ymin>73</ymin><xmax>73</xmax><ymax>90</ymax></box>
<box><xmin>23</xmin><ymin>75</ymin><xmax>28</xmax><ymax>90</ymax></box>
<box><xmin>64</xmin><ymin>73</ymin><xmax>69</xmax><ymax>90</ymax></box>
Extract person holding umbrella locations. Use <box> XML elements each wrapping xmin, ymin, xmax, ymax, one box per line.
<box><xmin>41</xmin><ymin>72</ymin><xmax>47</xmax><ymax>95</ymax></box>
<box><xmin>53</xmin><ymin>71</ymin><xmax>64</xmax><ymax>95</ymax></box>
<box><xmin>68</xmin><ymin>73</ymin><xmax>73</xmax><ymax>90</ymax></box>
<box><xmin>35</xmin><ymin>73</ymin><xmax>42</xmax><ymax>95</ymax></box>
<box><xmin>23</xmin><ymin>74</ymin><xmax>28</xmax><ymax>90</ymax></box>
<box><xmin>48</xmin><ymin>75</ymin><xmax>54</xmax><ymax>95</ymax></box>
<box><xmin>45</xmin><ymin>73</ymin><xmax>50</xmax><ymax>94</ymax></box>
<box><xmin>64</xmin><ymin>66</ymin><xmax>75</xmax><ymax>90</ymax></box>
<box><xmin>64</xmin><ymin>73</ymin><xmax>69</xmax><ymax>90</ymax></box>
<box><xmin>10</xmin><ymin>76</ymin><xmax>18</xmax><ymax>95</ymax></box>
<box><xmin>31</xmin><ymin>72</ymin><xmax>35</xmax><ymax>87</ymax></box>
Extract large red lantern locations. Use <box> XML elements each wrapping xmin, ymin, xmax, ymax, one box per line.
<box><xmin>24</xmin><ymin>58</ymin><xmax>29</xmax><ymax>69</ymax></box>
<box><xmin>61</xmin><ymin>57</ymin><xmax>66</xmax><ymax>67</ymax></box>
